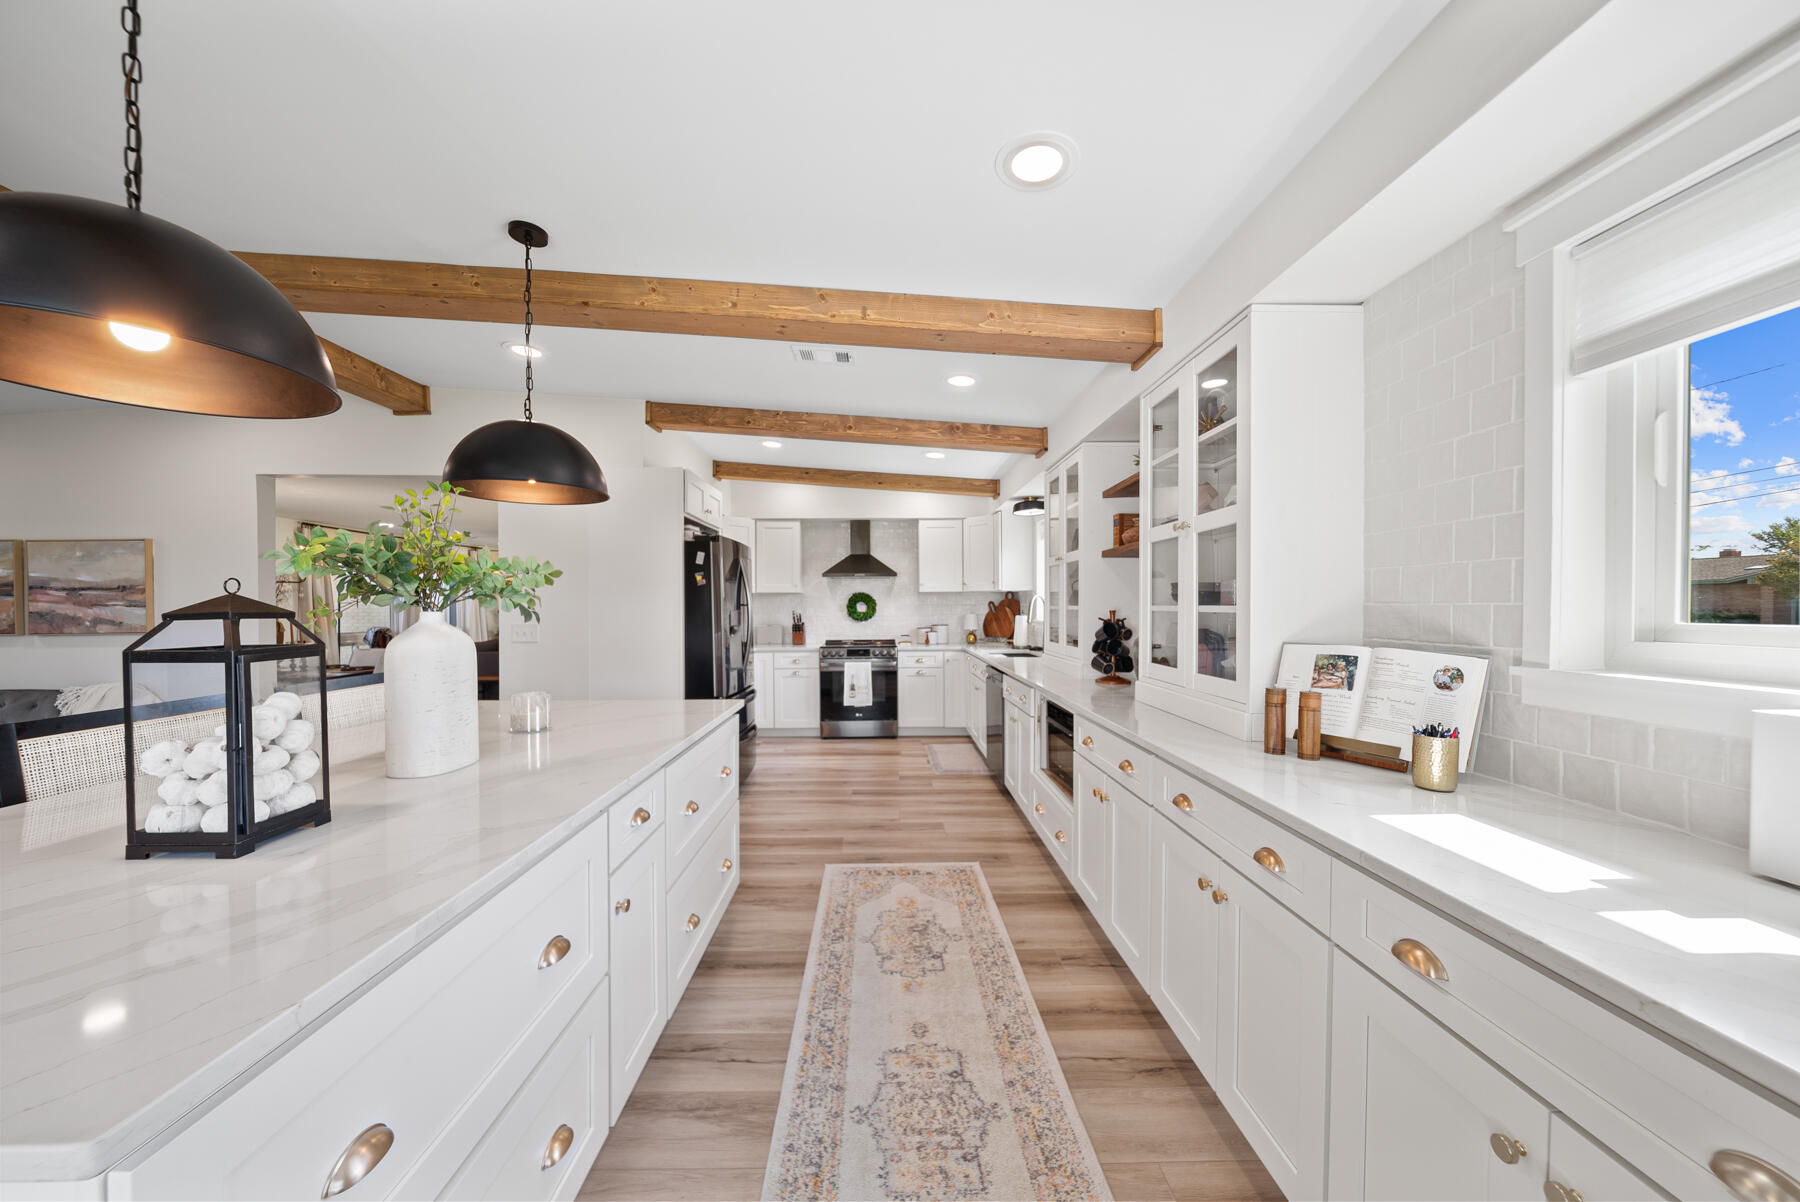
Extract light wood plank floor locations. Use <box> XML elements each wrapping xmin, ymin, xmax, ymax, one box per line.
<box><xmin>579</xmin><ymin>736</ymin><xmax>1280</xmax><ymax>1202</ymax></box>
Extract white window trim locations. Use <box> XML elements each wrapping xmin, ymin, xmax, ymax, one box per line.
<box><xmin>1507</xmin><ymin>38</ymin><xmax>1800</xmax><ymax>736</ymax></box>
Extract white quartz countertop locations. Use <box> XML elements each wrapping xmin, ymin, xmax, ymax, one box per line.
<box><xmin>0</xmin><ymin>699</ymin><xmax>740</xmax><ymax>1181</ymax></box>
<box><xmin>966</xmin><ymin>648</ymin><xmax>1800</xmax><ymax>1104</ymax></box>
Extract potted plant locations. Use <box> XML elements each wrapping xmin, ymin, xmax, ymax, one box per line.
<box><xmin>268</xmin><ymin>482</ymin><xmax>560</xmax><ymax>778</ymax></box>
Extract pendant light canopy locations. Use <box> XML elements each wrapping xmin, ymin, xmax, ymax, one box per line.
<box><xmin>442</xmin><ymin>221</ymin><xmax>609</xmax><ymax>505</ymax></box>
<box><xmin>0</xmin><ymin>3</ymin><xmax>339</xmax><ymax>418</ymax></box>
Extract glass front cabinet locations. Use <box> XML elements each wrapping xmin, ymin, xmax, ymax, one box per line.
<box><xmin>1046</xmin><ymin>441</ymin><xmax>1139</xmax><ymax>664</ymax></box>
<box><xmin>1136</xmin><ymin>306</ymin><xmax>1364</xmax><ymax>739</ymax></box>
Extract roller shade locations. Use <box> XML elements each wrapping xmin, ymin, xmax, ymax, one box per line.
<box><xmin>1570</xmin><ymin>131</ymin><xmax>1800</xmax><ymax>376</ymax></box>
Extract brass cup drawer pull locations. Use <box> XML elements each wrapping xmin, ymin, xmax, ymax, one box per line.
<box><xmin>1172</xmin><ymin>793</ymin><xmax>1194</xmax><ymax>812</ymax></box>
<box><xmin>614</xmin><ymin>898</ymin><xmax>631</xmax><ymax>915</ymax></box>
<box><xmin>1211</xmin><ymin>889</ymin><xmax>1228</xmax><ymax>905</ymax></box>
<box><xmin>321</xmin><ymin>1123</ymin><xmax>394</xmax><ymax>1199</ymax></box>
<box><xmin>1489</xmin><ymin>1132</ymin><xmax>1527</xmax><ymax>1165</ymax></box>
<box><xmin>685</xmin><ymin>912</ymin><xmax>702</xmax><ymax>932</ymax></box>
<box><xmin>1252</xmin><ymin>846</ymin><xmax>1285</xmax><ymax>874</ymax></box>
<box><xmin>1196</xmin><ymin>876</ymin><xmax>1212</xmax><ymax>890</ymax></box>
<box><xmin>1544</xmin><ymin>1183</ymin><xmax>1583</xmax><ymax>1202</ymax></box>
<box><xmin>1711</xmin><ymin>1149</ymin><xmax>1800</xmax><ymax>1202</ymax></box>
<box><xmin>721</xmin><ymin>856</ymin><xmax>733</xmax><ymax>872</ymax></box>
<box><xmin>684</xmin><ymin>800</ymin><xmax>701</xmax><ymax>816</ymax></box>
<box><xmin>720</xmin><ymin>765</ymin><xmax>732</xmax><ymax>777</ymax></box>
<box><xmin>1054</xmin><ymin>829</ymin><xmax>1066</xmax><ymax>842</ymax></box>
<box><xmin>542</xmin><ymin>1123</ymin><xmax>575</xmax><ymax>1172</ymax></box>
<box><xmin>537</xmin><ymin>934</ymin><xmax>572</xmax><ymax>970</ymax></box>
<box><xmin>1081</xmin><ymin>736</ymin><xmax>1094</xmax><ymax>747</ymax></box>
<box><xmin>1392</xmin><ymin>937</ymin><xmax>1449</xmax><ymax>982</ymax></box>
<box><xmin>629</xmin><ymin>806</ymin><xmax>652</xmax><ymax>827</ymax></box>
<box><xmin>1033</xmin><ymin>804</ymin><xmax>1045</xmax><ymax>815</ymax></box>
<box><xmin>1118</xmin><ymin>758</ymin><xmax>1135</xmax><ymax>774</ymax></box>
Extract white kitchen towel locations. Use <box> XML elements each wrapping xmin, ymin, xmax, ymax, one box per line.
<box><xmin>843</xmin><ymin>661</ymin><xmax>872</xmax><ymax>707</ymax></box>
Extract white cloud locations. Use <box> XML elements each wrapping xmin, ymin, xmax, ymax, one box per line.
<box><xmin>1778</xmin><ymin>456</ymin><xmax>1799</xmax><ymax>477</ymax></box>
<box><xmin>1690</xmin><ymin>512</ymin><xmax>1751</xmax><ymax>535</ymax></box>
<box><xmin>1739</xmin><ymin>457</ymin><xmax>1756</xmax><ymax>469</ymax></box>
<box><xmin>1690</xmin><ymin>388</ymin><xmax>1745</xmax><ymax>445</ymax></box>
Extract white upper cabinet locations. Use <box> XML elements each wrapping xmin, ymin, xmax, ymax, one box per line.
<box><xmin>994</xmin><ymin>504</ymin><xmax>1035</xmax><ymax>593</ymax></box>
<box><xmin>1045</xmin><ymin>442</ymin><xmax>1139</xmax><ymax>660</ymax></box>
<box><xmin>918</xmin><ymin>519</ymin><xmax>964</xmax><ymax>592</ymax></box>
<box><xmin>1136</xmin><ymin>305</ymin><xmax>1363</xmax><ymax>738</ymax></box>
<box><xmin>753</xmin><ymin>521</ymin><xmax>803</xmax><ymax>593</ymax></box>
<box><xmin>682</xmin><ymin>470</ymin><xmax>724</xmax><ymax>528</ymax></box>
<box><xmin>962</xmin><ymin>514</ymin><xmax>996</xmax><ymax>593</ymax></box>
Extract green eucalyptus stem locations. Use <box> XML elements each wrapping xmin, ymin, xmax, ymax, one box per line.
<box><xmin>264</xmin><ymin>481</ymin><xmax>561</xmax><ymax>629</ymax></box>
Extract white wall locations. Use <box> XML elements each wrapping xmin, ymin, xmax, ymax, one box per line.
<box><xmin>0</xmin><ymin>388</ymin><xmax>709</xmax><ymax>700</ymax></box>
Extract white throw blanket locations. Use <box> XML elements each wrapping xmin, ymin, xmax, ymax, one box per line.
<box><xmin>842</xmin><ymin>661</ymin><xmax>872</xmax><ymax>708</ymax></box>
<box><xmin>55</xmin><ymin>682</ymin><xmax>163</xmax><ymax>715</ymax></box>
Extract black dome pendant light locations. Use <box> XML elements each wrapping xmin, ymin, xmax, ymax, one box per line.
<box><xmin>441</xmin><ymin>221</ymin><xmax>609</xmax><ymax>505</ymax></box>
<box><xmin>0</xmin><ymin>1</ymin><xmax>339</xmax><ymax>418</ymax></box>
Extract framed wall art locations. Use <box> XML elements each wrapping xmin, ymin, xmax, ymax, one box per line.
<box><xmin>23</xmin><ymin>539</ymin><xmax>155</xmax><ymax>635</ymax></box>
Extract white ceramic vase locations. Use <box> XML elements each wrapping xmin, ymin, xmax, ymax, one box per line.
<box><xmin>383</xmin><ymin>611</ymin><xmax>480</xmax><ymax>779</ymax></box>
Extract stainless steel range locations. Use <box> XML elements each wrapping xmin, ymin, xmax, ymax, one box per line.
<box><xmin>818</xmin><ymin>639</ymin><xmax>898</xmax><ymax>738</ymax></box>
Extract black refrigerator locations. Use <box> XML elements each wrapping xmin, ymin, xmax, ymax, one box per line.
<box><xmin>683</xmin><ymin>526</ymin><xmax>756</xmax><ymax>780</ymax></box>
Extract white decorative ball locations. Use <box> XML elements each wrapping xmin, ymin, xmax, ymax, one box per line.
<box><xmin>145</xmin><ymin>803</ymin><xmax>204</xmax><ymax>834</ymax></box>
<box><xmin>250</xmin><ymin>705</ymin><xmax>287</xmax><ymax>745</ymax></box>
<box><xmin>253</xmin><ymin>768</ymin><xmax>295</xmax><ymax>802</ymax></box>
<box><xmin>271</xmin><ymin>781</ymin><xmax>317</xmax><ymax>815</ymax></box>
<box><xmin>253</xmin><ymin>745</ymin><xmax>290</xmax><ymax>773</ymax></box>
<box><xmin>195</xmin><ymin>771</ymin><xmax>228</xmax><ymax>808</ymax></box>
<box><xmin>287</xmin><ymin>749</ymin><xmax>321</xmax><ymax>782</ymax></box>
<box><xmin>183</xmin><ymin>741</ymin><xmax>227</xmax><ymax>780</ymax></box>
<box><xmin>199</xmin><ymin>804</ymin><xmax>228</xmax><ymax>834</ymax></box>
<box><xmin>264</xmin><ymin>691</ymin><xmax>304</xmax><ymax>719</ymax></box>
<box><xmin>156</xmin><ymin>774</ymin><xmax>200</xmax><ymax>807</ymax></box>
<box><xmin>274</xmin><ymin>718</ymin><xmax>315</xmax><ymax>754</ymax></box>
<box><xmin>138</xmin><ymin>740</ymin><xmax>187</xmax><ymax>778</ymax></box>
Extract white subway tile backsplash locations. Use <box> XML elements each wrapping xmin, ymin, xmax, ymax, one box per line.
<box><xmin>1361</xmin><ymin>218</ymin><xmax>1752</xmax><ymax>845</ymax></box>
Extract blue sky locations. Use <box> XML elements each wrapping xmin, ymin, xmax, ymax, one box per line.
<box><xmin>1687</xmin><ymin>305</ymin><xmax>1799</xmax><ymax>555</ymax></box>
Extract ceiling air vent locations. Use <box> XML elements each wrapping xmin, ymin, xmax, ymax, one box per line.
<box><xmin>790</xmin><ymin>345</ymin><xmax>855</xmax><ymax>366</ymax></box>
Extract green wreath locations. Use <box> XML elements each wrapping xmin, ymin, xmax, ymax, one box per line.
<box><xmin>846</xmin><ymin>591</ymin><xmax>877</xmax><ymax>622</ymax></box>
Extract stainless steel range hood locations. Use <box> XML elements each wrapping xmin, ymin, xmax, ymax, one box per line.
<box><xmin>822</xmin><ymin>521</ymin><xmax>897</xmax><ymax>578</ymax></box>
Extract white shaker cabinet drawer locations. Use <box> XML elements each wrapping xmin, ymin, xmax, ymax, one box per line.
<box><xmin>1330</xmin><ymin>862</ymin><xmax>1799</xmax><ymax>1200</ymax></box>
<box><xmin>1072</xmin><ymin>718</ymin><xmax>1149</xmax><ymax>795</ymax></box>
<box><xmin>772</xmin><ymin>652</ymin><xmax>817</xmax><ymax>669</ymax></box>
<box><xmin>112</xmin><ymin>822</ymin><xmax>606</xmax><ymax>1201</ymax></box>
<box><xmin>442</xmin><ymin>981</ymin><xmax>609</xmax><ymax>1201</ymax></box>
<box><xmin>667</xmin><ymin>798</ymin><xmax>741</xmax><ymax>1005</ymax></box>
<box><xmin>1159</xmin><ymin>764</ymin><xmax>1331</xmax><ymax>932</ymax></box>
<box><xmin>663</xmin><ymin>723</ymin><xmax>737</xmax><ymax>876</ymax></box>
<box><xmin>900</xmin><ymin>651</ymin><xmax>943</xmax><ymax>667</ymax></box>
<box><xmin>1545</xmin><ymin>1114</ymin><xmax>1674</xmax><ymax>1202</ymax></box>
<box><xmin>607</xmin><ymin>776</ymin><xmax>664</xmax><ymax>872</ymax></box>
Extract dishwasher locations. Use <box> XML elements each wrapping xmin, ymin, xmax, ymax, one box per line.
<box><xmin>983</xmin><ymin>666</ymin><xmax>1005</xmax><ymax>784</ymax></box>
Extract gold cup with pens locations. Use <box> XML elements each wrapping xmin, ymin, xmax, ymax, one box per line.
<box><xmin>1411</xmin><ymin>724</ymin><xmax>1459</xmax><ymax>792</ymax></box>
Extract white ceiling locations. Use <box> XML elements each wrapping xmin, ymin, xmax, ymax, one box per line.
<box><xmin>274</xmin><ymin>475</ymin><xmax>501</xmax><ymax>544</ymax></box>
<box><xmin>0</xmin><ymin>0</ymin><xmax>1444</xmax><ymax>474</ymax></box>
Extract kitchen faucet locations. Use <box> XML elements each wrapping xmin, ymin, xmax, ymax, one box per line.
<box><xmin>1017</xmin><ymin>592</ymin><xmax>1047</xmax><ymax>649</ymax></box>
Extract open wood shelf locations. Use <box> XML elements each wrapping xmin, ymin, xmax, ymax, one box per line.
<box><xmin>1100</xmin><ymin>544</ymin><xmax>1140</xmax><ymax>559</ymax></box>
<box><xmin>1101</xmin><ymin>472</ymin><xmax>1140</xmax><ymax>499</ymax></box>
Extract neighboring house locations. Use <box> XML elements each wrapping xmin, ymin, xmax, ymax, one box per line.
<box><xmin>1690</xmin><ymin>550</ymin><xmax>1794</xmax><ymax>623</ymax></box>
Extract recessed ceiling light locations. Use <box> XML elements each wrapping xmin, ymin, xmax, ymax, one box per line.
<box><xmin>505</xmin><ymin>341</ymin><xmax>543</xmax><ymax>359</ymax></box>
<box><xmin>946</xmin><ymin>373</ymin><xmax>977</xmax><ymax>388</ymax></box>
<box><xmin>996</xmin><ymin>132</ymin><xmax>1078</xmax><ymax>191</ymax></box>
<box><xmin>924</xmin><ymin>451</ymin><xmax>947</xmax><ymax>460</ymax></box>
<box><xmin>1201</xmin><ymin>377</ymin><xmax>1229</xmax><ymax>389</ymax></box>
<box><xmin>761</xmin><ymin>440</ymin><xmax>783</xmax><ymax>449</ymax></box>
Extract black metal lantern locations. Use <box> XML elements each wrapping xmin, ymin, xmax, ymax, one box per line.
<box><xmin>123</xmin><ymin>579</ymin><xmax>331</xmax><ymax>859</ymax></box>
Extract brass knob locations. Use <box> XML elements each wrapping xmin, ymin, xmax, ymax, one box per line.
<box><xmin>721</xmin><ymin>857</ymin><xmax>733</xmax><ymax>871</ymax></box>
<box><xmin>1034</xmin><ymin>804</ymin><xmax>1045</xmax><ymax>814</ymax></box>
<box><xmin>1253</xmin><ymin>846</ymin><xmax>1285</xmax><ymax>874</ymax></box>
<box><xmin>538</xmin><ymin>934</ymin><xmax>572</xmax><ymax>970</ymax></box>
<box><xmin>1392</xmin><ymin>938</ymin><xmax>1449</xmax><ymax>982</ymax></box>
<box><xmin>542</xmin><ymin>1123</ymin><xmax>575</xmax><ymax>1171</ymax></box>
<box><xmin>720</xmin><ymin>765</ymin><xmax>732</xmax><ymax>777</ymax></box>
<box><xmin>1081</xmin><ymin>736</ymin><xmax>1094</xmax><ymax>747</ymax></box>
<box><xmin>1711</xmin><ymin>1150</ymin><xmax>1800</xmax><ymax>1201</ymax></box>
<box><xmin>1119</xmin><ymin>758</ymin><xmax>1134</xmax><ymax>773</ymax></box>
<box><xmin>684</xmin><ymin>800</ymin><xmax>701</xmax><ymax>816</ymax></box>
<box><xmin>630</xmin><ymin>806</ymin><xmax>652</xmax><ymax>827</ymax></box>
<box><xmin>614</xmin><ymin>898</ymin><xmax>631</xmax><ymax>915</ymax></box>
<box><xmin>1172</xmin><ymin>793</ymin><xmax>1193</xmax><ymax>812</ymax></box>
<box><xmin>685</xmin><ymin>912</ymin><xmax>702</xmax><ymax>932</ymax></box>
<box><xmin>1054</xmin><ymin>829</ymin><xmax>1066</xmax><ymax>842</ymax></box>
<box><xmin>1544</xmin><ymin>1183</ymin><xmax>1583</xmax><ymax>1202</ymax></box>
<box><xmin>1212</xmin><ymin>889</ymin><xmax>1228</xmax><ymax>905</ymax></box>
<box><xmin>321</xmin><ymin>1123</ymin><xmax>394</xmax><ymax>1198</ymax></box>
<box><xmin>1490</xmin><ymin>1133</ymin><xmax>1527</xmax><ymax>1165</ymax></box>
<box><xmin>1196</xmin><ymin>876</ymin><xmax>1212</xmax><ymax>890</ymax></box>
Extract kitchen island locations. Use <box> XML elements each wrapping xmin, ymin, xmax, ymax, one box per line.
<box><xmin>1</xmin><ymin>698</ymin><xmax>743</xmax><ymax>1198</ymax></box>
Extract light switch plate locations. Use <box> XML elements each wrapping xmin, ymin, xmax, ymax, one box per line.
<box><xmin>511</xmin><ymin>623</ymin><xmax>540</xmax><ymax>644</ymax></box>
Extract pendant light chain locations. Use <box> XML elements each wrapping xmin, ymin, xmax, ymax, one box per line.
<box><xmin>121</xmin><ymin>0</ymin><xmax>144</xmax><ymax>211</ymax></box>
<box><xmin>521</xmin><ymin>241</ymin><xmax>535</xmax><ymax>422</ymax></box>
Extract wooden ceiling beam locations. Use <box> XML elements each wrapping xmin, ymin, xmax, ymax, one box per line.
<box><xmin>645</xmin><ymin>401</ymin><xmax>1046</xmax><ymax>456</ymax></box>
<box><xmin>318</xmin><ymin>338</ymin><xmax>430</xmax><ymax>415</ymax></box>
<box><xmin>236</xmin><ymin>252</ymin><xmax>1162</xmax><ymax>367</ymax></box>
<box><xmin>712</xmin><ymin>460</ymin><xmax>1000</xmax><ymax>498</ymax></box>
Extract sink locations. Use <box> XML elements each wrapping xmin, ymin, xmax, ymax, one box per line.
<box><xmin>994</xmin><ymin>650</ymin><xmax>1042</xmax><ymax>658</ymax></box>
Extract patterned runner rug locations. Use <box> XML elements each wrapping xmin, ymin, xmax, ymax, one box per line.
<box><xmin>925</xmin><ymin>742</ymin><xmax>992</xmax><ymax>775</ymax></box>
<box><xmin>762</xmin><ymin>863</ymin><xmax>1112</xmax><ymax>1201</ymax></box>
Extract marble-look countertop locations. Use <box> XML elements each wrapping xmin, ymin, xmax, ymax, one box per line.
<box><xmin>0</xmin><ymin>699</ymin><xmax>740</xmax><ymax>1182</ymax></box>
<box><xmin>965</xmin><ymin>648</ymin><xmax>1800</xmax><ymax>1105</ymax></box>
